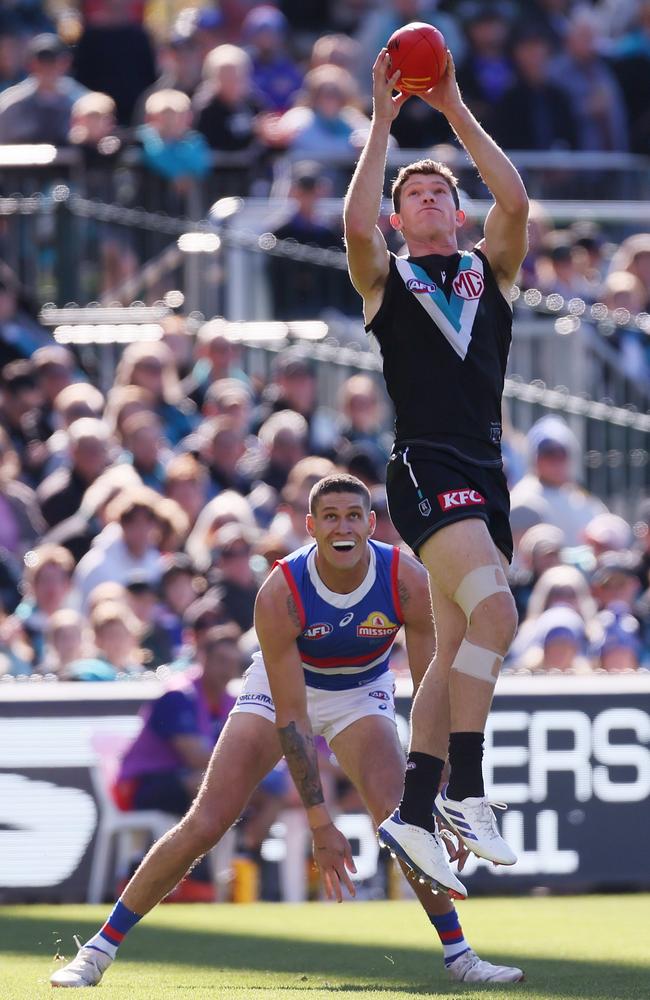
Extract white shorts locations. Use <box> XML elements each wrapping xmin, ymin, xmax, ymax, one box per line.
<box><xmin>232</xmin><ymin>652</ymin><xmax>397</xmax><ymax>745</ymax></box>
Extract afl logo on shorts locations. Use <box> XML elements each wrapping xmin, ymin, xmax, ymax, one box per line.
<box><xmin>452</xmin><ymin>269</ymin><xmax>484</xmax><ymax>300</ymax></box>
<box><xmin>303</xmin><ymin>622</ymin><xmax>333</xmax><ymax>639</ymax></box>
<box><xmin>407</xmin><ymin>277</ymin><xmax>437</xmax><ymax>294</ymax></box>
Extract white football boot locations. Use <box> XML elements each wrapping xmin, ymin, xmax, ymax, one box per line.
<box><xmin>447</xmin><ymin>948</ymin><xmax>524</xmax><ymax>983</ymax></box>
<box><xmin>435</xmin><ymin>784</ymin><xmax>517</xmax><ymax>865</ymax></box>
<box><xmin>50</xmin><ymin>944</ymin><xmax>113</xmax><ymax>988</ymax></box>
<box><xmin>378</xmin><ymin>809</ymin><xmax>467</xmax><ymax>899</ymax></box>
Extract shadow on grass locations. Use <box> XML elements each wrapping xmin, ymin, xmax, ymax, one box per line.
<box><xmin>2</xmin><ymin>911</ymin><xmax>646</xmax><ymax>999</ymax></box>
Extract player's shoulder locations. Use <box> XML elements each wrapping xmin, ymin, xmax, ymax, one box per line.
<box><xmin>395</xmin><ymin>546</ymin><xmax>429</xmax><ymax>589</ymax></box>
<box><xmin>255</xmin><ymin>562</ymin><xmax>303</xmax><ymax>635</ymax></box>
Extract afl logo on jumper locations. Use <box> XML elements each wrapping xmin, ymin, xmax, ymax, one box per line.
<box><xmin>407</xmin><ymin>277</ymin><xmax>437</xmax><ymax>294</ymax></box>
<box><xmin>452</xmin><ymin>269</ymin><xmax>484</xmax><ymax>300</ymax></box>
<box><xmin>303</xmin><ymin>622</ymin><xmax>333</xmax><ymax>640</ymax></box>
<box><xmin>438</xmin><ymin>488</ymin><xmax>486</xmax><ymax>511</ymax></box>
<box><xmin>357</xmin><ymin>612</ymin><xmax>399</xmax><ymax>639</ymax></box>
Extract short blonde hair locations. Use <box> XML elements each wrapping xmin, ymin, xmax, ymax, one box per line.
<box><xmin>72</xmin><ymin>91</ymin><xmax>116</xmax><ymax>119</ymax></box>
<box><xmin>145</xmin><ymin>89</ymin><xmax>192</xmax><ymax>116</ymax></box>
<box><xmin>203</xmin><ymin>44</ymin><xmax>251</xmax><ymax>79</ymax></box>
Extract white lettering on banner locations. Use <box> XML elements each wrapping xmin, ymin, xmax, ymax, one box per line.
<box><xmin>483</xmin><ymin>711</ymin><xmax>529</xmax><ymax>802</ymax></box>
<box><xmin>592</xmin><ymin>709</ymin><xmax>650</xmax><ymax>802</ymax></box>
<box><xmin>529</xmin><ymin>711</ymin><xmax>593</xmax><ymax>803</ymax></box>
<box><xmin>0</xmin><ymin>775</ymin><xmax>97</xmax><ymax>887</ymax></box>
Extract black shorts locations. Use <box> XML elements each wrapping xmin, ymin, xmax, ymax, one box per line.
<box><xmin>385</xmin><ymin>444</ymin><xmax>513</xmax><ymax>562</ymax></box>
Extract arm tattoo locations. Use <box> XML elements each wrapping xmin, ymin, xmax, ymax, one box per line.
<box><xmin>398</xmin><ymin>578</ymin><xmax>410</xmax><ymax>609</ymax></box>
<box><xmin>287</xmin><ymin>594</ymin><xmax>302</xmax><ymax>630</ymax></box>
<box><xmin>278</xmin><ymin>721</ymin><xmax>324</xmax><ymax>808</ymax></box>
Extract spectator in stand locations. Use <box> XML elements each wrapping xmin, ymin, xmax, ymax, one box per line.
<box><xmin>583</xmin><ymin>513</ymin><xmax>633</xmax><ymax>558</ymax></box>
<box><xmin>156</xmin><ymin>496</ymin><xmax>190</xmax><ymax>555</ymax></box>
<box><xmin>164</xmin><ymin>453</ymin><xmax>209</xmax><ymax>531</ymax></box>
<box><xmin>125</xmin><ymin>573</ymin><xmax>173</xmax><ymax>669</ymax></box>
<box><xmin>114</xmin><ymin>341</ymin><xmax>196</xmax><ymax>446</ymax></box>
<box><xmin>534</xmin><ymin>231</ymin><xmax>597</xmax><ymax>299</ymax></box>
<box><xmin>73</xmin><ymin>486</ymin><xmax>163</xmax><ymax>611</ymax></box>
<box><xmin>198</xmin><ymin>415</ymin><xmax>251</xmax><ymax>499</ymax></box>
<box><xmin>0</xmin><ymin>33</ymin><xmax>86</xmax><ymax>144</ymax></box>
<box><xmin>254</xmin><ymin>346</ymin><xmax>338</xmax><ymax>457</ymax></box>
<box><xmin>593</xmin><ymin>601</ymin><xmax>642</xmax><ymax>672</ymax></box>
<box><xmin>510</xmin><ymin>416</ymin><xmax>607</xmax><ymax>547</ymax></box>
<box><xmin>67</xmin><ymin>599</ymin><xmax>148</xmax><ymax>681</ymax></box>
<box><xmin>32</xmin><ymin>346</ymin><xmax>74</xmax><ymax>441</ymax></box>
<box><xmin>612</xmin><ymin>0</ymin><xmax>650</xmax><ymax>153</ymax></box>
<box><xmin>114</xmin><ymin>624</ymin><xmax>244</xmax><ymax>900</ymax></box>
<box><xmin>202</xmin><ymin>379</ymin><xmax>253</xmax><ymax>435</ymax></box>
<box><xmin>156</xmin><ymin>553</ymin><xmax>205</xmax><ymax>661</ymax></box>
<box><xmin>104</xmin><ymin>384</ymin><xmax>156</xmax><ymax>441</ymax></box>
<box><xmin>514</xmin><ymin>605</ymin><xmax>592</xmax><ymax>674</ymax></box>
<box><xmin>41</xmin><ymin>608</ymin><xmax>88</xmax><ymax>678</ymax></box>
<box><xmin>508</xmin><ymin>563</ymin><xmax>598</xmax><ymax>666</ymax></box>
<box><xmin>0</xmin><ymin>427</ymin><xmax>46</xmax><ymax>568</ymax></box>
<box><xmin>550</xmin><ymin>6</ymin><xmax>628</xmax><ymax>152</ymax></box>
<box><xmin>169</xmin><ymin>589</ymin><xmax>232</xmax><ymax>672</ymax></box>
<box><xmin>37</xmin><ymin>417</ymin><xmax>111</xmax><ymax>528</ymax></box>
<box><xmin>207</xmin><ymin>523</ymin><xmax>259</xmax><ymax>632</ymax></box>
<box><xmin>11</xmin><ymin>543</ymin><xmax>75</xmax><ymax>669</ymax></box>
<box><xmin>44</xmin><ymin>382</ymin><xmax>106</xmax><ymax>477</ymax></box>
<box><xmin>590</xmin><ymin>549</ymin><xmax>641</xmax><ymax>613</ymax></box>
<box><xmin>182</xmin><ymin>317</ymin><xmax>249</xmax><ymax>409</ymax></box>
<box><xmin>119</xmin><ymin>411</ymin><xmax>169</xmax><ymax>493</ymax></box>
<box><xmin>309</xmin><ymin>33</ymin><xmax>361</xmax><ymax>75</ymax></box>
<box><xmin>134</xmin><ymin>11</ymin><xmax>204</xmax><ymax>122</ymax></box>
<box><xmin>193</xmin><ymin>43</ymin><xmax>262</xmax><ymax>153</ymax></box>
<box><xmin>492</xmin><ymin>23</ymin><xmax>578</xmax><ymax>151</ymax></box>
<box><xmin>247</xmin><ymin>410</ymin><xmax>308</xmax><ymax>494</ymax></box>
<box><xmin>269</xmin><ymin>161</ymin><xmax>347</xmax><ymax>320</ymax></box>
<box><xmin>185</xmin><ymin>491</ymin><xmax>258</xmax><ymax>573</ymax></box>
<box><xmin>600</xmin><ymin>271</ymin><xmax>649</xmax><ymax>383</ymax></box>
<box><xmin>137</xmin><ymin>89</ymin><xmax>212</xmax><ymax>209</ymax></box>
<box><xmin>272</xmin><ymin>64</ymin><xmax>370</xmax><ymax>178</ymax></box>
<box><xmin>159</xmin><ymin>314</ymin><xmax>195</xmax><ymax>383</ymax></box>
<box><xmin>608</xmin><ymin>234</ymin><xmax>650</xmax><ymax>311</ymax></box>
<box><xmin>71</xmin><ymin>0</ymin><xmax>156</xmax><ymax>126</ymax></box>
<box><xmin>41</xmin><ymin>463</ymin><xmax>142</xmax><ymax>565</ymax></box>
<box><xmin>337</xmin><ymin>373</ymin><xmax>392</xmax><ymax>465</ymax></box>
<box><xmin>0</xmin><ymin>275</ymin><xmax>55</xmax><ymax>367</ymax></box>
<box><xmin>509</xmin><ymin>522</ymin><xmax>565</xmax><ymax>620</ymax></box>
<box><xmin>266</xmin><ymin>455</ymin><xmax>336</xmax><ymax>552</ymax></box>
<box><xmin>242</xmin><ymin>4</ymin><xmax>302</xmax><ymax>112</ymax></box>
<box><xmin>456</xmin><ymin>7</ymin><xmax>515</xmax><ymax>138</ymax></box>
<box><xmin>0</xmin><ymin>359</ymin><xmax>43</xmax><ymax>480</ymax></box>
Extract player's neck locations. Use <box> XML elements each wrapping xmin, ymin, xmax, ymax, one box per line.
<box><xmin>314</xmin><ymin>548</ymin><xmax>371</xmax><ymax>594</ymax></box>
<box><xmin>406</xmin><ymin>234</ymin><xmax>458</xmax><ymax>258</ymax></box>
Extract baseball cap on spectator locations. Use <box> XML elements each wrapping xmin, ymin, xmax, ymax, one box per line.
<box><xmin>291</xmin><ymin>160</ymin><xmax>324</xmax><ymax>191</ymax></box>
<box><xmin>272</xmin><ymin>346</ymin><xmax>315</xmax><ymax>379</ymax></box>
<box><xmin>125</xmin><ymin>571</ymin><xmax>157</xmax><ymax>595</ymax></box>
<box><xmin>593</xmin><ymin>602</ymin><xmax>641</xmax><ymax>657</ymax></box>
<box><xmin>29</xmin><ymin>33</ymin><xmax>68</xmax><ymax>60</ymax></box>
<box><xmin>591</xmin><ymin>550</ymin><xmax>641</xmax><ymax>587</ymax></box>
<box><xmin>243</xmin><ymin>5</ymin><xmax>288</xmax><ymax>36</ymax></box>
<box><xmin>534</xmin><ymin>606</ymin><xmax>587</xmax><ymax>650</ymax></box>
<box><xmin>584</xmin><ymin>513</ymin><xmax>632</xmax><ymax>552</ymax></box>
<box><xmin>183</xmin><ymin>591</ymin><xmax>227</xmax><ymax>632</ymax></box>
<box><xmin>527</xmin><ymin>416</ymin><xmax>578</xmax><ymax>460</ymax></box>
<box><xmin>510</xmin><ymin>499</ymin><xmax>546</xmax><ymax>536</ymax></box>
<box><xmin>160</xmin><ymin>551</ymin><xmax>196</xmax><ymax>584</ymax></box>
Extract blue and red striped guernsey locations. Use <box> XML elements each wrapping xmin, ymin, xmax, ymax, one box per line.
<box><xmin>275</xmin><ymin>539</ymin><xmax>404</xmax><ymax>691</ymax></box>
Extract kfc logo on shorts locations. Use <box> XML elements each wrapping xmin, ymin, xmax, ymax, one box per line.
<box><xmin>438</xmin><ymin>488</ymin><xmax>486</xmax><ymax>511</ymax></box>
<box><xmin>452</xmin><ymin>269</ymin><xmax>484</xmax><ymax>300</ymax></box>
<box><xmin>407</xmin><ymin>278</ymin><xmax>437</xmax><ymax>294</ymax></box>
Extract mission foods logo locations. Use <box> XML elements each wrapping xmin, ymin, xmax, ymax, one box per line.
<box><xmin>452</xmin><ymin>269</ymin><xmax>484</xmax><ymax>300</ymax></box>
<box><xmin>303</xmin><ymin>622</ymin><xmax>333</xmax><ymax>640</ymax></box>
<box><xmin>356</xmin><ymin>612</ymin><xmax>399</xmax><ymax>638</ymax></box>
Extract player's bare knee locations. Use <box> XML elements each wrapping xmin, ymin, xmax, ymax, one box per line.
<box><xmin>468</xmin><ymin>591</ymin><xmax>518</xmax><ymax>653</ymax></box>
<box><xmin>183</xmin><ymin>810</ymin><xmax>226</xmax><ymax>853</ymax></box>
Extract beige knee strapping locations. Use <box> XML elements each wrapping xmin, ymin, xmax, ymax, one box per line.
<box><xmin>453</xmin><ymin>564</ymin><xmax>511</xmax><ymax>621</ymax></box>
<box><xmin>451</xmin><ymin>638</ymin><xmax>503</xmax><ymax>685</ymax></box>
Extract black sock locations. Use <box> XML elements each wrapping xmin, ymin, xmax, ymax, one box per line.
<box><xmin>398</xmin><ymin>752</ymin><xmax>445</xmax><ymax>833</ymax></box>
<box><xmin>447</xmin><ymin>732</ymin><xmax>485</xmax><ymax>800</ymax></box>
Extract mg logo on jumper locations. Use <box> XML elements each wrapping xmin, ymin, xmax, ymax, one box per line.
<box><xmin>438</xmin><ymin>488</ymin><xmax>486</xmax><ymax>511</ymax></box>
<box><xmin>452</xmin><ymin>269</ymin><xmax>484</xmax><ymax>300</ymax></box>
<box><xmin>407</xmin><ymin>277</ymin><xmax>437</xmax><ymax>294</ymax></box>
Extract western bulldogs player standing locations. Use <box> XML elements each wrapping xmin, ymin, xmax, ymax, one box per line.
<box><xmin>344</xmin><ymin>49</ymin><xmax>529</xmax><ymax>875</ymax></box>
<box><xmin>51</xmin><ymin>475</ymin><xmax>523</xmax><ymax>987</ymax></box>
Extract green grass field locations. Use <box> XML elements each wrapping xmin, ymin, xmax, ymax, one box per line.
<box><xmin>2</xmin><ymin>896</ymin><xmax>649</xmax><ymax>1000</ymax></box>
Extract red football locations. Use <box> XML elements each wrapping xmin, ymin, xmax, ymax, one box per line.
<box><xmin>386</xmin><ymin>22</ymin><xmax>447</xmax><ymax>93</ymax></box>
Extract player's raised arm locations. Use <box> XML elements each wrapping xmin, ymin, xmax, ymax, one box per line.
<box><xmin>343</xmin><ymin>51</ymin><xmax>409</xmax><ymax>312</ymax></box>
<box><xmin>419</xmin><ymin>51</ymin><xmax>528</xmax><ymax>290</ymax></box>
<box><xmin>254</xmin><ymin>570</ymin><xmax>357</xmax><ymax>901</ymax></box>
